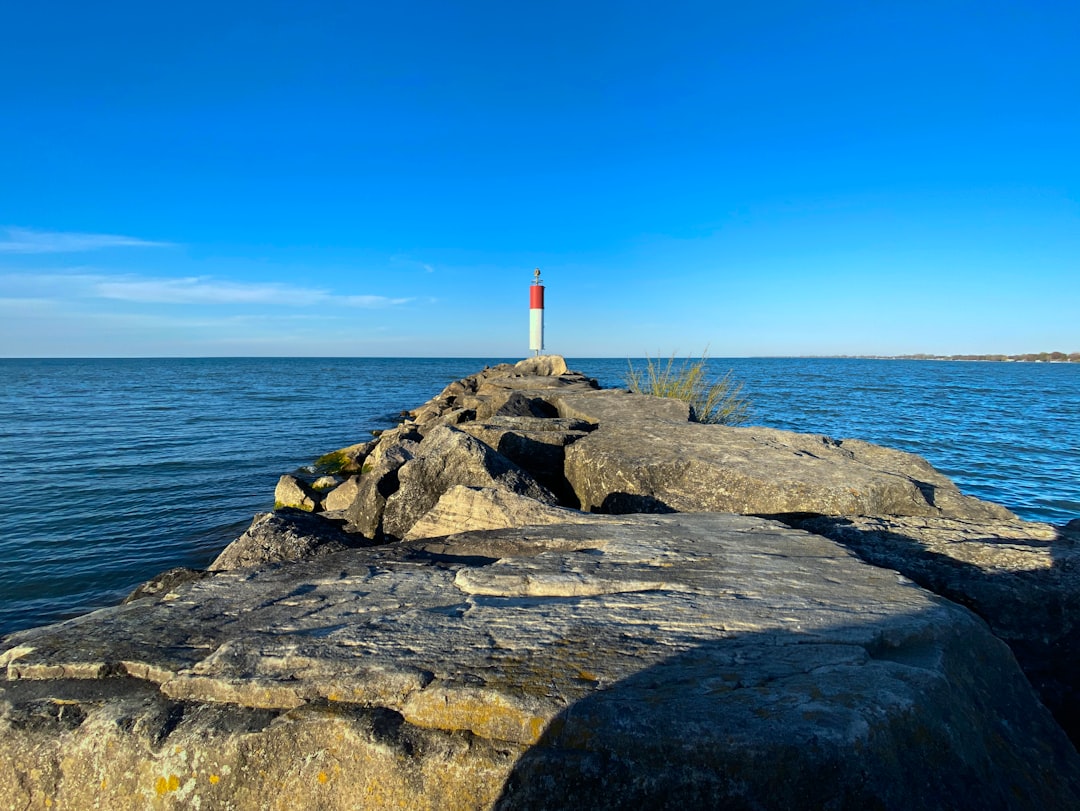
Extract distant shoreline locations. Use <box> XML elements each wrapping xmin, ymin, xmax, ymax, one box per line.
<box><xmin>833</xmin><ymin>353</ymin><xmax>1080</xmax><ymax>363</ymax></box>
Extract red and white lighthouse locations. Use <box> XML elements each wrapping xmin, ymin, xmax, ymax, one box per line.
<box><xmin>529</xmin><ymin>268</ymin><xmax>545</xmax><ymax>356</ymax></box>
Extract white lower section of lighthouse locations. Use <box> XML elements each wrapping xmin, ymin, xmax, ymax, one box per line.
<box><xmin>529</xmin><ymin>308</ymin><xmax>544</xmax><ymax>354</ymax></box>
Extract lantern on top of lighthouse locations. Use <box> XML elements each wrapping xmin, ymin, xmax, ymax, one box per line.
<box><xmin>529</xmin><ymin>268</ymin><xmax>545</xmax><ymax>356</ymax></box>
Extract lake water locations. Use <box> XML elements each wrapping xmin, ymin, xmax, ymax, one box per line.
<box><xmin>1</xmin><ymin>356</ymin><xmax>1078</xmax><ymax>637</ymax></box>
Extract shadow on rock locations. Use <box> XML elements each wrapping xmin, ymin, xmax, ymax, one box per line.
<box><xmin>597</xmin><ymin>492</ymin><xmax>677</xmax><ymax>514</ymax></box>
<box><xmin>784</xmin><ymin>514</ymin><xmax>1080</xmax><ymax>747</ymax></box>
<box><xmin>494</xmin><ymin>616</ymin><xmax>1080</xmax><ymax>810</ymax></box>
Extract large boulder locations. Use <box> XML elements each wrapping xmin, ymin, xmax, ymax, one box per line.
<box><xmin>381</xmin><ymin>425</ymin><xmax>558</xmax><ymax>539</ymax></box>
<box><xmin>512</xmin><ymin>355</ymin><xmax>569</xmax><ymax>376</ymax></box>
<box><xmin>344</xmin><ymin>440</ymin><xmax>417</xmax><ymax>539</ymax></box>
<box><xmin>209</xmin><ymin>509</ymin><xmax>358</xmax><ymax>571</ymax></box>
<box><xmin>557</xmin><ymin>391</ymin><xmax>1014</xmax><ymax>519</ymax></box>
<box><xmin>458</xmin><ymin>417</ymin><xmax>592</xmax><ymax>506</ymax></box>
<box><xmin>792</xmin><ymin>514</ymin><xmax>1080</xmax><ymax>744</ymax></box>
<box><xmin>2</xmin><ymin>514</ymin><xmax>1078</xmax><ymax>809</ymax></box>
<box><xmin>366</xmin><ymin>424</ymin><xmax>422</xmax><ymax>464</ymax></box>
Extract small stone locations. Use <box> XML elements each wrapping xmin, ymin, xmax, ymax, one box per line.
<box><xmin>273</xmin><ymin>474</ymin><xmax>319</xmax><ymax>512</ymax></box>
<box><xmin>311</xmin><ymin>475</ymin><xmax>339</xmax><ymax>491</ymax></box>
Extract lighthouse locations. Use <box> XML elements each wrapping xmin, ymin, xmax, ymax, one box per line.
<box><xmin>529</xmin><ymin>268</ymin><xmax>545</xmax><ymax>356</ymax></box>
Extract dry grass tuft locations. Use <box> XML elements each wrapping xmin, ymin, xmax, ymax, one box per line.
<box><xmin>626</xmin><ymin>351</ymin><xmax>751</xmax><ymax>425</ymax></box>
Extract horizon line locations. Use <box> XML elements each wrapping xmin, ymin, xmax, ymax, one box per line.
<box><xmin>2</xmin><ymin>352</ymin><xmax>1078</xmax><ymax>362</ymax></box>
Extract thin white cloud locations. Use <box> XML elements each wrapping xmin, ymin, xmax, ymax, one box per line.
<box><xmin>341</xmin><ymin>294</ymin><xmax>413</xmax><ymax>307</ymax></box>
<box><xmin>0</xmin><ymin>271</ymin><xmax>412</xmax><ymax>309</ymax></box>
<box><xmin>0</xmin><ymin>296</ymin><xmax>57</xmax><ymax>309</ymax></box>
<box><xmin>0</xmin><ymin>227</ymin><xmax>174</xmax><ymax>254</ymax></box>
<box><xmin>95</xmin><ymin>276</ymin><xmax>323</xmax><ymax>305</ymax></box>
<box><xmin>390</xmin><ymin>254</ymin><xmax>436</xmax><ymax>274</ymax></box>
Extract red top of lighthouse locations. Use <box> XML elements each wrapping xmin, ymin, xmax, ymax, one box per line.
<box><xmin>530</xmin><ymin>268</ymin><xmax>544</xmax><ymax>308</ymax></box>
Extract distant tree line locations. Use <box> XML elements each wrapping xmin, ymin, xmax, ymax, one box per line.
<box><xmin>895</xmin><ymin>352</ymin><xmax>1080</xmax><ymax>363</ymax></box>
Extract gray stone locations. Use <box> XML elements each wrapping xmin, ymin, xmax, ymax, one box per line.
<box><xmin>123</xmin><ymin>568</ymin><xmax>208</xmax><ymax>604</ymax></box>
<box><xmin>476</xmin><ymin>374</ymin><xmax>595</xmax><ymax>397</ymax></box>
<box><xmin>458</xmin><ymin>417</ymin><xmax>592</xmax><ymax>506</ymax></box>
<box><xmin>209</xmin><ymin>510</ymin><xmax>357</xmax><ymax>571</ymax></box>
<box><xmin>411</xmin><ymin>359</ymin><xmax>592</xmax><ymax>426</ymax></box>
<box><xmin>457</xmin><ymin>363</ymin><xmax>600</xmax><ymax>421</ymax></box>
<box><xmin>273</xmin><ymin>474</ymin><xmax>320</xmax><ymax>512</ymax></box>
<box><xmin>2</xmin><ymin>514</ymin><xmax>1077</xmax><ymax>809</ymax></box>
<box><xmin>438</xmin><ymin>378</ymin><xmax>472</xmax><ymax>400</ymax></box>
<box><xmin>792</xmin><ymin>513</ymin><xmax>1080</xmax><ymax>744</ymax></box>
<box><xmin>491</xmin><ymin>391</ymin><xmax>559</xmax><ymax>418</ymax></box>
<box><xmin>321</xmin><ymin>475</ymin><xmax>361</xmax><ymax>512</ymax></box>
<box><xmin>382</xmin><ymin>425</ymin><xmax>558</xmax><ymax>539</ymax></box>
<box><xmin>408</xmin><ymin>400</ymin><xmax>447</xmax><ymax>426</ymax></box>
<box><xmin>366</xmin><ymin>425</ymin><xmax>422</xmax><ymax>465</ymax></box>
<box><xmin>554</xmin><ymin>388</ymin><xmax>692</xmax><ymax>424</ymax></box>
<box><xmin>344</xmin><ymin>441</ymin><xmax>417</xmax><ymax>539</ymax></box>
<box><xmin>433</xmin><ymin>406</ymin><xmax>476</xmax><ymax>426</ymax></box>
<box><xmin>561</xmin><ymin>400</ymin><xmax>1014</xmax><ymax>519</ymax></box>
<box><xmin>470</xmin><ymin>385</ymin><xmax>578</xmax><ymax>422</ymax></box>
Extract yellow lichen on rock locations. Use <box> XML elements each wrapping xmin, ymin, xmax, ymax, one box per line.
<box><xmin>154</xmin><ymin>774</ymin><xmax>180</xmax><ymax>795</ymax></box>
<box><xmin>402</xmin><ymin>686</ymin><xmax>549</xmax><ymax>745</ymax></box>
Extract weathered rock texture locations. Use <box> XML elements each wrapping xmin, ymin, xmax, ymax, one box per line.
<box><xmin>122</xmin><ymin>568</ymin><xmax>207</xmax><ymax>604</ymax></box>
<box><xmin>209</xmin><ymin>509</ymin><xmax>363</xmax><ymax>571</ymax></box>
<box><xmin>317</xmin><ymin>358</ymin><xmax>599</xmax><ymax>539</ymax></box>
<box><xmin>344</xmin><ymin>440</ymin><xmax>417</xmax><ymax>539</ymax></box>
<box><xmin>381</xmin><ymin>425</ymin><xmax>558</xmax><ymax>540</ymax></box>
<box><xmin>555</xmin><ymin>389</ymin><xmax>1016</xmax><ymax>520</ymax></box>
<box><xmin>792</xmin><ymin>514</ymin><xmax>1080</xmax><ymax>744</ymax></box>
<box><xmin>405</xmin><ymin>357</ymin><xmax>598</xmax><ymax>432</ymax></box>
<box><xmin>273</xmin><ymin>474</ymin><xmax>320</xmax><ymax>512</ymax></box>
<box><xmin>4</xmin><ymin>514</ymin><xmax>1078</xmax><ymax>809</ymax></box>
<box><xmin>403</xmin><ymin>486</ymin><xmax>600</xmax><ymax>541</ymax></box>
<box><xmin>321</xmin><ymin>474</ymin><xmax>361</xmax><ymax>512</ymax></box>
<box><xmin>458</xmin><ymin>416</ymin><xmax>592</xmax><ymax>506</ymax></box>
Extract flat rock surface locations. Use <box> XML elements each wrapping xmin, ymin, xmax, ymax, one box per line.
<box><xmin>555</xmin><ymin>388</ymin><xmax>692</xmax><ymax>424</ymax></box>
<box><xmin>3</xmin><ymin>513</ymin><xmax>1077</xmax><ymax>809</ymax></box>
<box><xmin>558</xmin><ymin>390</ymin><xmax>1014</xmax><ymax>519</ymax></box>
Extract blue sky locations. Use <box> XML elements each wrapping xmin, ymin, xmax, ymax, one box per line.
<box><xmin>1</xmin><ymin>1</ymin><xmax>1077</xmax><ymax>357</ymax></box>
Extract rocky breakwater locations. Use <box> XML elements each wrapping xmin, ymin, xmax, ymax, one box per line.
<box><xmin>2</xmin><ymin>356</ymin><xmax>1079</xmax><ymax>809</ymax></box>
